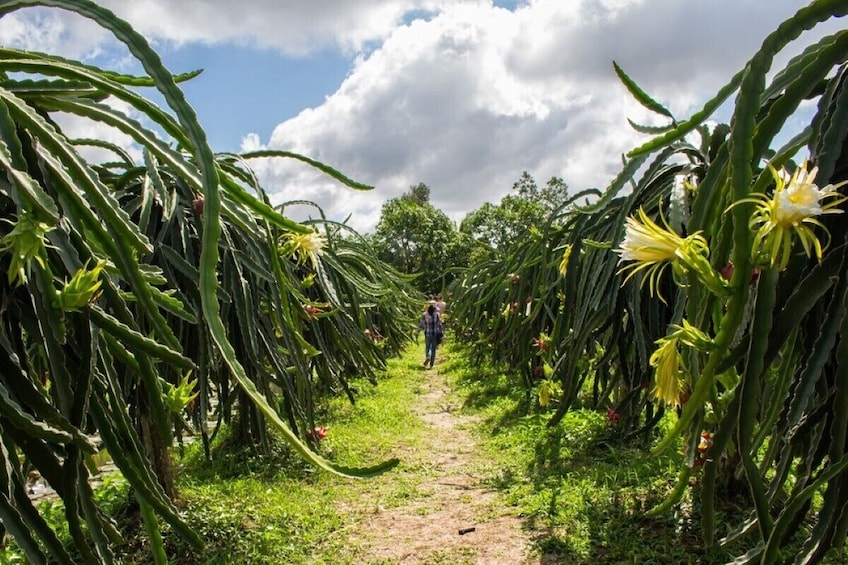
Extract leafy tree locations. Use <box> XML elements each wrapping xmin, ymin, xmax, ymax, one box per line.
<box><xmin>460</xmin><ymin>172</ymin><xmax>569</xmax><ymax>258</ymax></box>
<box><xmin>513</xmin><ymin>171</ymin><xmax>570</xmax><ymax>211</ymax></box>
<box><xmin>371</xmin><ymin>184</ymin><xmax>468</xmax><ymax>292</ymax></box>
<box><xmin>403</xmin><ymin>182</ymin><xmax>431</xmax><ymax>205</ymax></box>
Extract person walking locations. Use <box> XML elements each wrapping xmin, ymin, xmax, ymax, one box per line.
<box><xmin>434</xmin><ymin>294</ymin><xmax>447</xmax><ymax>316</ymax></box>
<box><xmin>419</xmin><ymin>303</ymin><xmax>443</xmax><ymax>368</ymax></box>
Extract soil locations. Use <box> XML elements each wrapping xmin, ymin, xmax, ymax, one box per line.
<box><xmin>348</xmin><ymin>354</ymin><xmax>550</xmax><ymax>564</ymax></box>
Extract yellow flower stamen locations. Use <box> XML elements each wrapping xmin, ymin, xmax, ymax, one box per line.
<box><xmin>281</xmin><ymin>230</ymin><xmax>326</xmax><ymax>268</ymax></box>
<box><xmin>735</xmin><ymin>160</ymin><xmax>847</xmax><ymax>270</ymax></box>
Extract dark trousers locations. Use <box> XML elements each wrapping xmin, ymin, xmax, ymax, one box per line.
<box><xmin>424</xmin><ymin>335</ymin><xmax>437</xmax><ymax>366</ymax></box>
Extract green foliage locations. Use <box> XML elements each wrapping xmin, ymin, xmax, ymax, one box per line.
<box><xmin>460</xmin><ymin>197</ymin><xmax>543</xmax><ymax>254</ymax></box>
<box><xmin>451</xmin><ymin>1</ymin><xmax>848</xmax><ymax>562</ymax></box>
<box><xmin>106</xmin><ymin>350</ymin><xmax>431</xmax><ymax>564</ymax></box>
<box><xmin>371</xmin><ymin>183</ymin><xmax>470</xmax><ymax>292</ymax></box>
<box><xmin>0</xmin><ymin>1</ymin><xmax>416</xmax><ymax>562</ymax></box>
<box><xmin>402</xmin><ymin>181</ymin><xmax>431</xmax><ymax>205</ymax></box>
<box><xmin>460</xmin><ymin>172</ymin><xmax>570</xmax><ymax>259</ymax></box>
<box><xmin>512</xmin><ymin>171</ymin><xmax>570</xmax><ymax>212</ymax></box>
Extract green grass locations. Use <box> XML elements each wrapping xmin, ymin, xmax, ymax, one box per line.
<box><xmin>440</xmin><ymin>346</ymin><xmax>848</xmax><ymax>564</ymax></box>
<box><xmin>110</xmin><ymin>345</ymin><xmax>434</xmax><ymax>564</ymax></box>
<box><xmin>443</xmin><ymin>351</ymin><xmax>707</xmax><ymax>563</ymax></box>
<box><xmin>7</xmin><ymin>342</ymin><xmax>848</xmax><ymax>564</ymax></box>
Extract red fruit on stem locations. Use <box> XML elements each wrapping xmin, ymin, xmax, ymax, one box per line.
<box><xmin>193</xmin><ymin>196</ymin><xmax>205</xmax><ymax>216</ymax></box>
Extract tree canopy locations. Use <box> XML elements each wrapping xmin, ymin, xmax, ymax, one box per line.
<box><xmin>460</xmin><ymin>171</ymin><xmax>569</xmax><ymax>259</ymax></box>
<box><xmin>370</xmin><ymin>183</ymin><xmax>470</xmax><ymax>293</ymax></box>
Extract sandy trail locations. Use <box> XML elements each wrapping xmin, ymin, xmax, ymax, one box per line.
<box><xmin>349</xmin><ymin>359</ymin><xmax>543</xmax><ymax>564</ymax></box>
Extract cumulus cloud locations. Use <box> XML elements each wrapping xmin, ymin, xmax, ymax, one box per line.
<box><xmin>0</xmin><ymin>0</ymin><xmax>479</xmax><ymax>57</ymax></box>
<box><xmin>251</xmin><ymin>0</ymin><xmax>845</xmax><ymax>231</ymax></box>
<box><xmin>0</xmin><ymin>8</ymin><xmax>110</xmax><ymax>59</ymax></box>
<box><xmin>263</xmin><ymin>3</ymin><xmax>634</xmax><ymax>229</ymax></box>
<box><xmin>1</xmin><ymin>0</ymin><xmax>842</xmax><ymax>233</ymax></box>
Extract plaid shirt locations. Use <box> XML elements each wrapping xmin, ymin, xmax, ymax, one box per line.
<box><xmin>419</xmin><ymin>312</ymin><xmax>443</xmax><ymax>338</ymax></box>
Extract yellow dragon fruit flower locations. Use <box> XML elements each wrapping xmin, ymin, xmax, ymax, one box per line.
<box><xmin>736</xmin><ymin>160</ymin><xmax>847</xmax><ymax>270</ymax></box>
<box><xmin>647</xmin><ymin>319</ymin><xmax>711</xmax><ymax>408</ymax></box>
<box><xmin>649</xmin><ymin>337</ymin><xmax>684</xmax><ymax>408</ymax></box>
<box><xmin>616</xmin><ymin>208</ymin><xmax>727</xmax><ymax>300</ymax></box>
<box><xmin>617</xmin><ymin>208</ymin><xmax>684</xmax><ymax>265</ymax></box>
<box><xmin>281</xmin><ymin>230</ymin><xmax>326</xmax><ymax>269</ymax></box>
<box><xmin>558</xmin><ymin>244</ymin><xmax>573</xmax><ymax>276</ymax></box>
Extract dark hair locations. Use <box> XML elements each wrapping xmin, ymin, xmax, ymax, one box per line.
<box><xmin>427</xmin><ymin>304</ymin><xmax>435</xmax><ymax>315</ymax></box>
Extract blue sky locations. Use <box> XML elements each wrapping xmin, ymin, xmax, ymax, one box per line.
<box><xmin>0</xmin><ymin>0</ymin><xmax>843</xmax><ymax>232</ymax></box>
<box><xmin>155</xmin><ymin>44</ymin><xmax>352</xmax><ymax>152</ymax></box>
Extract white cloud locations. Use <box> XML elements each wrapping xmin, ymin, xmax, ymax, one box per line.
<box><xmin>0</xmin><ymin>8</ymin><xmax>109</xmax><ymax>58</ymax></box>
<box><xmin>0</xmin><ymin>0</ymin><xmax>482</xmax><ymax>57</ymax></box>
<box><xmin>250</xmin><ymin>0</ymin><xmax>845</xmax><ymax>232</ymax></box>
<box><xmin>1</xmin><ymin>0</ymin><xmax>842</xmax><ymax>233</ymax></box>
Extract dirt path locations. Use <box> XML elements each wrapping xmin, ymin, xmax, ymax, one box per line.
<box><xmin>349</xmin><ymin>356</ymin><xmax>542</xmax><ymax>564</ymax></box>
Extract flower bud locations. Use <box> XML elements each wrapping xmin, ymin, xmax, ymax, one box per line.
<box><xmin>59</xmin><ymin>259</ymin><xmax>106</xmax><ymax>311</ymax></box>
